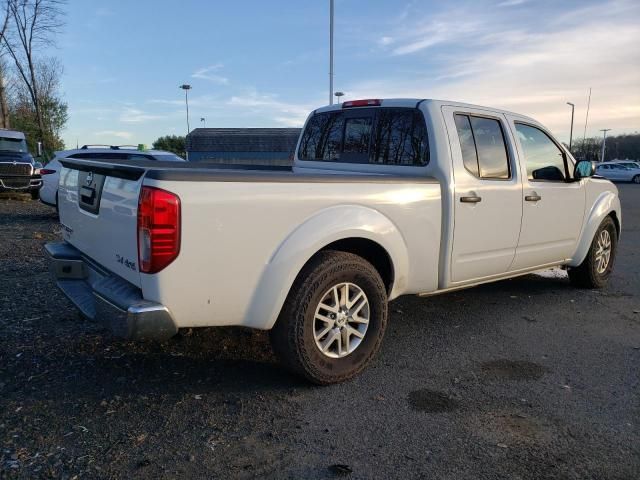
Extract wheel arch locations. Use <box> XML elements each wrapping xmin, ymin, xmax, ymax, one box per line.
<box><xmin>569</xmin><ymin>190</ymin><xmax>621</xmax><ymax>267</ymax></box>
<box><xmin>243</xmin><ymin>205</ymin><xmax>409</xmax><ymax>330</ymax></box>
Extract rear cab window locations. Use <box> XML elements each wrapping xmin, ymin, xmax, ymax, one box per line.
<box><xmin>298</xmin><ymin>107</ymin><xmax>429</xmax><ymax>166</ymax></box>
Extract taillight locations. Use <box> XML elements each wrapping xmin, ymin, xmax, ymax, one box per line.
<box><xmin>342</xmin><ymin>99</ymin><xmax>381</xmax><ymax>108</ymax></box>
<box><xmin>40</xmin><ymin>169</ymin><xmax>56</xmax><ymax>175</ymax></box>
<box><xmin>137</xmin><ymin>186</ymin><xmax>181</xmax><ymax>273</ymax></box>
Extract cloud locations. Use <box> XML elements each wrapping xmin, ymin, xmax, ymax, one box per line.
<box><xmin>349</xmin><ymin>0</ymin><xmax>640</xmax><ymax>138</ymax></box>
<box><xmin>227</xmin><ymin>90</ymin><xmax>312</xmax><ymax>126</ymax></box>
<box><xmin>192</xmin><ymin>64</ymin><xmax>229</xmax><ymax>85</ymax></box>
<box><xmin>119</xmin><ymin>107</ymin><xmax>166</xmax><ymax>123</ymax></box>
<box><xmin>93</xmin><ymin>130</ymin><xmax>132</xmax><ymax>139</ymax></box>
<box><xmin>497</xmin><ymin>0</ymin><xmax>528</xmax><ymax>7</ymax></box>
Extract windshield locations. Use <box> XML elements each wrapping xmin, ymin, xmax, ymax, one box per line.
<box><xmin>0</xmin><ymin>137</ymin><xmax>28</xmax><ymax>153</ymax></box>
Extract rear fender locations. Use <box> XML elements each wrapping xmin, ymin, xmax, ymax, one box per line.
<box><xmin>569</xmin><ymin>190</ymin><xmax>621</xmax><ymax>267</ymax></box>
<box><xmin>244</xmin><ymin>205</ymin><xmax>409</xmax><ymax>330</ymax></box>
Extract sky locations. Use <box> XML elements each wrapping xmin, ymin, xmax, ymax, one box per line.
<box><xmin>57</xmin><ymin>0</ymin><xmax>639</xmax><ymax>148</ymax></box>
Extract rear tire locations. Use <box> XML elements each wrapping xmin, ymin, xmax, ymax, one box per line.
<box><xmin>270</xmin><ymin>250</ymin><xmax>388</xmax><ymax>385</ymax></box>
<box><xmin>568</xmin><ymin>216</ymin><xmax>617</xmax><ymax>288</ymax></box>
<box><xmin>633</xmin><ymin>175</ymin><xmax>640</xmax><ymax>184</ymax></box>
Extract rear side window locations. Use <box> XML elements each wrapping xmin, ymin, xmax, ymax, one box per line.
<box><xmin>454</xmin><ymin>114</ymin><xmax>510</xmax><ymax>179</ymax></box>
<box><xmin>298</xmin><ymin>108</ymin><xmax>429</xmax><ymax>166</ymax></box>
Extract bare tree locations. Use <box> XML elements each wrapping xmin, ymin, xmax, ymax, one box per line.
<box><xmin>0</xmin><ymin>2</ymin><xmax>11</xmax><ymax>128</ymax></box>
<box><xmin>2</xmin><ymin>0</ymin><xmax>65</xmax><ymax>147</ymax></box>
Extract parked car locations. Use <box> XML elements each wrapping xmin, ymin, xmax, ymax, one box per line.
<box><xmin>46</xmin><ymin>98</ymin><xmax>621</xmax><ymax>384</ymax></box>
<box><xmin>595</xmin><ymin>162</ymin><xmax>640</xmax><ymax>183</ymax></box>
<box><xmin>609</xmin><ymin>160</ymin><xmax>640</xmax><ymax>170</ymax></box>
<box><xmin>0</xmin><ymin>129</ymin><xmax>43</xmax><ymax>199</ymax></box>
<box><xmin>39</xmin><ymin>145</ymin><xmax>186</xmax><ymax>209</ymax></box>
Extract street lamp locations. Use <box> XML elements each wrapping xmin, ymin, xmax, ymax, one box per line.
<box><xmin>600</xmin><ymin>128</ymin><xmax>611</xmax><ymax>162</ymax></box>
<box><xmin>179</xmin><ymin>84</ymin><xmax>192</xmax><ymax>135</ymax></box>
<box><xmin>334</xmin><ymin>91</ymin><xmax>344</xmax><ymax>103</ymax></box>
<box><xmin>200</xmin><ymin>117</ymin><xmax>206</xmax><ymax>128</ymax></box>
<box><xmin>329</xmin><ymin>0</ymin><xmax>334</xmax><ymax>105</ymax></box>
<box><xmin>566</xmin><ymin>102</ymin><xmax>575</xmax><ymax>151</ymax></box>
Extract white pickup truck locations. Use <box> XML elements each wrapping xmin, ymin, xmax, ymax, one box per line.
<box><xmin>46</xmin><ymin>98</ymin><xmax>621</xmax><ymax>384</ymax></box>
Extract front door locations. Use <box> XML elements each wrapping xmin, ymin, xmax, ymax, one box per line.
<box><xmin>508</xmin><ymin>120</ymin><xmax>586</xmax><ymax>269</ymax></box>
<box><xmin>443</xmin><ymin>106</ymin><xmax>523</xmax><ymax>284</ymax></box>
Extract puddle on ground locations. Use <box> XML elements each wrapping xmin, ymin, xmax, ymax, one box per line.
<box><xmin>480</xmin><ymin>359</ymin><xmax>550</xmax><ymax>381</ymax></box>
<box><xmin>408</xmin><ymin>389</ymin><xmax>459</xmax><ymax>413</ymax></box>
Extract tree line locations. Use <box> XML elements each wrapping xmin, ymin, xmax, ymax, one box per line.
<box><xmin>0</xmin><ymin>0</ymin><xmax>67</xmax><ymax>159</ymax></box>
<box><xmin>571</xmin><ymin>133</ymin><xmax>640</xmax><ymax>162</ymax></box>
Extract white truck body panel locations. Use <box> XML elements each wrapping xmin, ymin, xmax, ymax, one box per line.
<box><xmin>139</xmin><ymin>178</ymin><xmax>441</xmax><ymax>329</ymax></box>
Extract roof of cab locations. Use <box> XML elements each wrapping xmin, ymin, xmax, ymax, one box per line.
<box><xmin>313</xmin><ymin>98</ymin><xmax>538</xmax><ymax>123</ymax></box>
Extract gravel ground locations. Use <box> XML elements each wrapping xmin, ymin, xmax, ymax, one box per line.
<box><xmin>1</xmin><ymin>186</ymin><xmax>639</xmax><ymax>479</ymax></box>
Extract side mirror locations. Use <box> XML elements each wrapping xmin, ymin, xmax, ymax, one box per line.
<box><xmin>574</xmin><ymin>160</ymin><xmax>595</xmax><ymax>180</ymax></box>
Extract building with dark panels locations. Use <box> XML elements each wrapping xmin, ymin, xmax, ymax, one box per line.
<box><xmin>186</xmin><ymin>128</ymin><xmax>301</xmax><ymax>165</ymax></box>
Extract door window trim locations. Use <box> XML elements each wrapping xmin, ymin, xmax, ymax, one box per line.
<box><xmin>453</xmin><ymin>111</ymin><xmax>514</xmax><ymax>181</ymax></box>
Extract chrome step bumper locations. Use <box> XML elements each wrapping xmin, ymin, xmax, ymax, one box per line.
<box><xmin>45</xmin><ymin>242</ymin><xmax>178</xmax><ymax>341</ymax></box>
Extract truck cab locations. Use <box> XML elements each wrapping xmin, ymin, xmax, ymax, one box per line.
<box><xmin>0</xmin><ymin>129</ymin><xmax>42</xmax><ymax>199</ymax></box>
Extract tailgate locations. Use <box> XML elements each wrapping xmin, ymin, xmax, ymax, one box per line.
<box><xmin>58</xmin><ymin>160</ymin><xmax>146</xmax><ymax>287</ymax></box>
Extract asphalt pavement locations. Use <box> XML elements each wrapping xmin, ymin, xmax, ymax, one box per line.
<box><xmin>1</xmin><ymin>185</ymin><xmax>639</xmax><ymax>479</ymax></box>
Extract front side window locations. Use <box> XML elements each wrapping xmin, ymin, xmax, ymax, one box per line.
<box><xmin>454</xmin><ymin>114</ymin><xmax>510</xmax><ymax>179</ymax></box>
<box><xmin>299</xmin><ymin>107</ymin><xmax>429</xmax><ymax>166</ymax></box>
<box><xmin>515</xmin><ymin>124</ymin><xmax>567</xmax><ymax>181</ymax></box>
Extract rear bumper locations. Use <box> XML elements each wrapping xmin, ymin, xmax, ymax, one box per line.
<box><xmin>45</xmin><ymin>242</ymin><xmax>178</xmax><ymax>341</ymax></box>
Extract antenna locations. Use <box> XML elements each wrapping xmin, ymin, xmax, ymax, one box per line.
<box><xmin>583</xmin><ymin>87</ymin><xmax>591</xmax><ymax>142</ymax></box>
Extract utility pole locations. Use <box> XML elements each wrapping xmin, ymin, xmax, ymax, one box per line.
<box><xmin>179</xmin><ymin>84</ymin><xmax>192</xmax><ymax>135</ymax></box>
<box><xmin>600</xmin><ymin>128</ymin><xmax>611</xmax><ymax>162</ymax></box>
<box><xmin>566</xmin><ymin>102</ymin><xmax>575</xmax><ymax>151</ymax></box>
<box><xmin>329</xmin><ymin>0</ymin><xmax>334</xmax><ymax>105</ymax></box>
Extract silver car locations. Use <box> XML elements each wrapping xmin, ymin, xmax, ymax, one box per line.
<box><xmin>595</xmin><ymin>162</ymin><xmax>640</xmax><ymax>184</ymax></box>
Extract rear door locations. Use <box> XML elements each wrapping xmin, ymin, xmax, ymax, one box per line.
<box><xmin>508</xmin><ymin>120</ymin><xmax>585</xmax><ymax>269</ymax></box>
<box><xmin>58</xmin><ymin>160</ymin><xmax>144</xmax><ymax>286</ymax></box>
<box><xmin>443</xmin><ymin>106</ymin><xmax>523</xmax><ymax>283</ymax></box>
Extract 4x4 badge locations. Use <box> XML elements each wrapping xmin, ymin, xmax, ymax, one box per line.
<box><xmin>86</xmin><ymin>172</ymin><xmax>93</xmax><ymax>185</ymax></box>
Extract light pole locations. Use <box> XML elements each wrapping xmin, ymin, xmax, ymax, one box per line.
<box><xmin>600</xmin><ymin>128</ymin><xmax>611</xmax><ymax>162</ymax></box>
<box><xmin>179</xmin><ymin>84</ymin><xmax>192</xmax><ymax>135</ymax></box>
<box><xmin>200</xmin><ymin>117</ymin><xmax>206</xmax><ymax>128</ymax></box>
<box><xmin>329</xmin><ymin>0</ymin><xmax>334</xmax><ymax>105</ymax></box>
<box><xmin>334</xmin><ymin>91</ymin><xmax>344</xmax><ymax>104</ymax></box>
<box><xmin>566</xmin><ymin>102</ymin><xmax>575</xmax><ymax>151</ymax></box>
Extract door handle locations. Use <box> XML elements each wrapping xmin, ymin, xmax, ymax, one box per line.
<box><xmin>460</xmin><ymin>193</ymin><xmax>482</xmax><ymax>203</ymax></box>
<box><xmin>525</xmin><ymin>193</ymin><xmax>542</xmax><ymax>202</ymax></box>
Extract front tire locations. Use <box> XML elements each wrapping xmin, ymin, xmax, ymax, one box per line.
<box><xmin>270</xmin><ymin>250</ymin><xmax>388</xmax><ymax>384</ymax></box>
<box><xmin>568</xmin><ymin>216</ymin><xmax>617</xmax><ymax>288</ymax></box>
<box><xmin>30</xmin><ymin>190</ymin><xmax>39</xmax><ymax>200</ymax></box>
<box><xmin>633</xmin><ymin>175</ymin><xmax>640</xmax><ymax>184</ymax></box>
